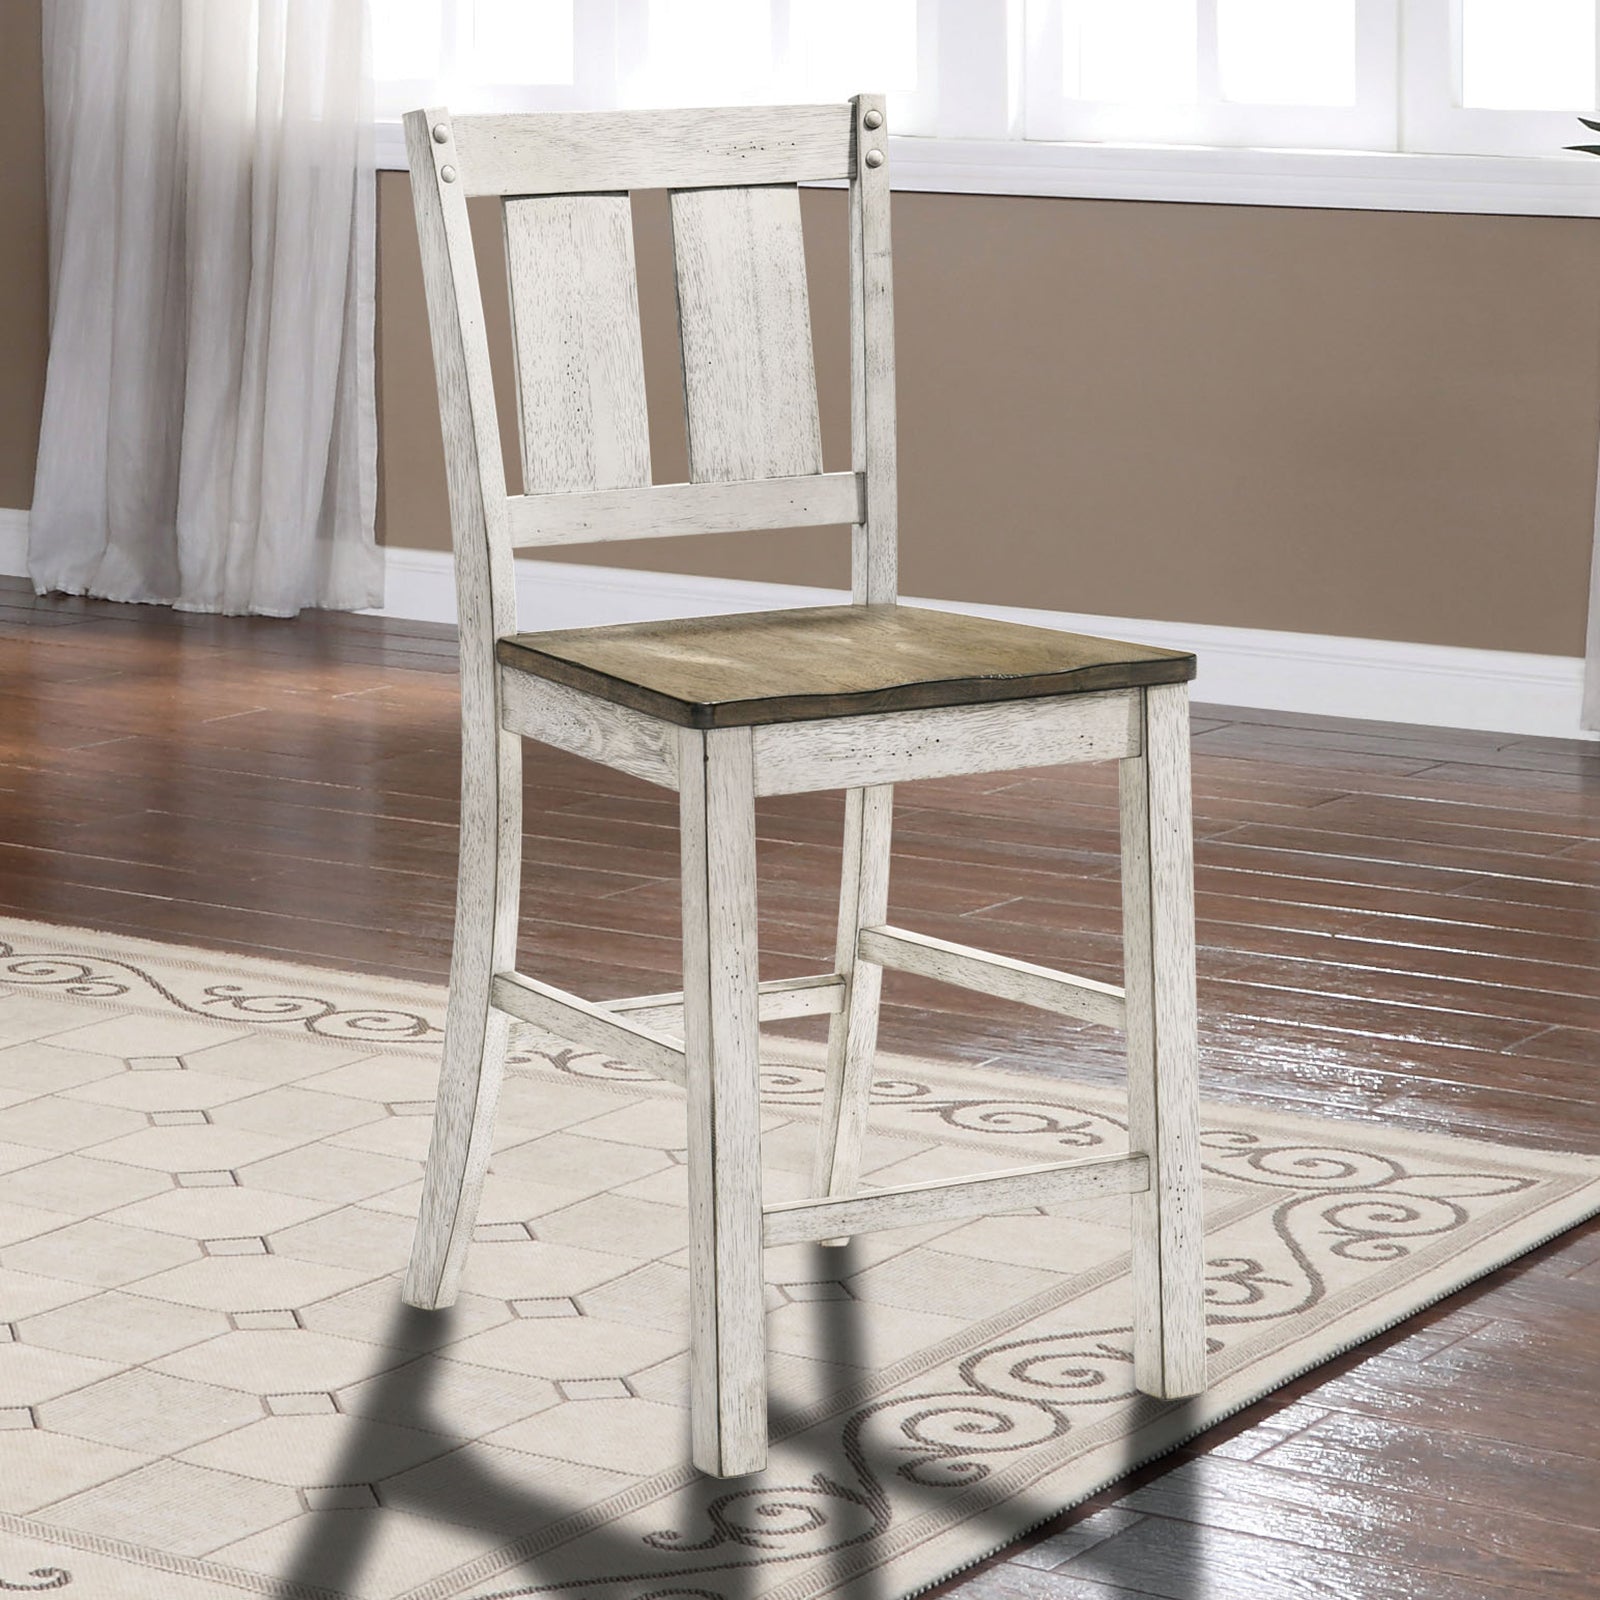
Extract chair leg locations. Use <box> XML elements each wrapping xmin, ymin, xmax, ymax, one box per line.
<box><xmin>403</xmin><ymin>726</ymin><xmax>523</xmax><ymax>1311</ymax></box>
<box><xmin>680</xmin><ymin>726</ymin><xmax>767</xmax><ymax>1477</ymax></box>
<box><xmin>812</xmin><ymin>784</ymin><xmax>893</xmax><ymax>1232</ymax></box>
<box><xmin>1119</xmin><ymin>683</ymin><xmax>1207</xmax><ymax>1398</ymax></box>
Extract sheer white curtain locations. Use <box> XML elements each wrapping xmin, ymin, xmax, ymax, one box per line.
<box><xmin>30</xmin><ymin>0</ymin><xmax>380</xmax><ymax>617</ymax></box>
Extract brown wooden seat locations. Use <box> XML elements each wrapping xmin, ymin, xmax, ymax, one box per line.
<box><xmin>497</xmin><ymin>604</ymin><xmax>1196</xmax><ymax>729</ymax></box>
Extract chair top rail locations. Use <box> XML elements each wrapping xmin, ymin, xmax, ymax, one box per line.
<box><xmin>447</xmin><ymin>103</ymin><xmax>856</xmax><ymax>197</ymax></box>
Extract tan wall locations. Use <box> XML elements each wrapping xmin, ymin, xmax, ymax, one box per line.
<box><xmin>0</xmin><ymin>0</ymin><xmax>48</xmax><ymax>510</ymax></box>
<box><xmin>380</xmin><ymin>172</ymin><xmax>1600</xmax><ymax>657</ymax></box>
<box><xmin>3</xmin><ymin>0</ymin><xmax>1595</xmax><ymax>657</ymax></box>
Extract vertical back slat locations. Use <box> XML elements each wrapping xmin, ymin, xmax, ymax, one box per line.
<box><xmin>670</xmin><ymin>185</ymin><xmax>824</xmax><ymax>484</ymax></box>
<box><xmin>504</xmin><ymin>194</ymin><xmax>652</xmax><ymax>494</ymax></box>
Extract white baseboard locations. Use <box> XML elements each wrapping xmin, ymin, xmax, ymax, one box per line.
<box><xmin>373</xmin><ymin>545</ymin><xmax>1593</xmax><ymax>741</ymax></box>
<box><xmin>0</xmin><ymin>508</ymin><xmax>27</xmax><ymax>578</ymax></box>
<box><xmin>4</xmin><ymin>516</ymin><xmax>1586</xmax><ymax>738</ymax></box>
<box><xmin>11</xmin><ymin>507</ymin><xmax>1581</xmax><ymax>738</ymax></box>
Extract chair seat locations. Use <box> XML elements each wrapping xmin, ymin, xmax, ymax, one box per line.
<box><xmin>496</xmin><ymin>603</ymin><xmax>1196</xmax><ymax>730</ymax></box>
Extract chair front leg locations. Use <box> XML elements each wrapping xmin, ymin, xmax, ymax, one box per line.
<box><xmin>811</xmin><ymin>783</ymin><xmax>893</xmax><ymax>1232</ymax></box>
<box><xmin>1119</xmin><ymin>683</ymin><xmax>1207</xmax><ymax>1398</ymax></box>
<box><xmin>680</xmin><ymin>725</ymin><xmax>768</xmax><ymax>1477</ymax></box>
<box><xmin>404</xmin><ymin>723</ymin><xmax>524</xmax><ymax>1310</ymax></box>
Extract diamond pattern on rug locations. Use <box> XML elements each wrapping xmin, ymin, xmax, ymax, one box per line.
<box><xmin>0</xmin><ymin>918</ymin><xmax>1597</xmax><ymax>1600</ymax></box>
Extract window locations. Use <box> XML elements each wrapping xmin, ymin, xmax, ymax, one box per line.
<box><xmin>1025</xmin><ymin>0</ymin><xmax>1600</xmax><ymax>157</ymax></box>
<box><xmin>373</xmin><ymin>0</ymin><xmax>602</xmax><ymax>117</ymax></box>
<box><xmin>1026</xmin><ymin>0</ymin><xmax>1399</xmax><ymax>150</ymax></box>
<box><xmin>372</xmin><ymin>0</ymin><xmax>934</xmax><ymax>131</ymax></box>
<box><xmin>371</xmin><ymin>1</ymin><xmax>1600</xmax><ymax>210</ymax></box>
<box><xmin>1405</xmin><ymin>0</ymin><xmax>1600</xmax><ymax>155</ymax></box>
<box><xmin>620</xmin><ymin>0</ymin><xmax>923</xmax><ymax>115</ymax></box>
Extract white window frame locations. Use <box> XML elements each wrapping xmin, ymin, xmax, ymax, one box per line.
<box><xmin>373</xmin><ymin>0</ymin><xmax>1600</xmax><ymax>220</ymax></box>
<box><xmin>1402</xmin><ymin>0</ymin><xmax>1600</xmax><ymax>156</ymax></box>
<box><xmin>373</xmin><ymin>0</ymin><xmax>620</xmax><ymax>119</ymax></box>
<box><xmin>1024</xmin><ymin>0</ymin><xmax>1401</xmax><ymax>152</ymax></box>
<box><xmin>609</xmin><ymin>0</ymin><xmax>940</xmax><ymax>132</ymax></box>
<box><xmin>376</xmin><ymin>0</ymin><xmax>941</xmax><ymax>127</ymax></box>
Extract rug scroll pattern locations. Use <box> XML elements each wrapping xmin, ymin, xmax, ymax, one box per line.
<box><xmin>0</xmin><ymin>921</ymin><xmax>1595</xmax><ymax>1600</ymax></box>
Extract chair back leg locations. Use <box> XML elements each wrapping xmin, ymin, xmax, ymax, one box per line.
<box><xmin>811</xmin><ymin>783</ymin><xmax>893</xmax><ymax>1236</ymax></box>
<box><xmin>403</xmin><ymin>726</ymin><xmax>524</xmax><ymax>1310</ymax></box>
<box><xmin>1119</xmin><ymin>683</ymin><xmax>1207</xmax><ymax>1397</ymax></box>
<box><xmin>680</xmin><ymin>726</ymin><xmax>769</xmax><ymax>1477</ymax></box>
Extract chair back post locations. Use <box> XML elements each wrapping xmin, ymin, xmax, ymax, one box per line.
<box><xmin>850</xmin><ymin>92</ymin><xmax>898</xmax><ymax>605</ymax></box>
<box><xmin>403</xmin><ymin>106</ymin><xmax>518</xmax><ymax>650</ymax></box>
<box><xmin>403</xmin><ymin>109</ymin><xmax>521</xmax><ymax>1075</ymax></box>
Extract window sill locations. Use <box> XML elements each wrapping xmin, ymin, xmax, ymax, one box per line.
<box><xmin>889</xmin><ymin>137</ymin><xmax>1600</xmax><ymax>217</ymax></box>
<box><xmin>373</xmin><ymin>119</ymin><xmax>1600</xmax><ymax>218</ymax></box>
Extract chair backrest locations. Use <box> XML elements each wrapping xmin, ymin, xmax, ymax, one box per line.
<box><xmin>403</xmin><ymin>97</ymin><xmax>898</xmax><ymax>657</ymax></box>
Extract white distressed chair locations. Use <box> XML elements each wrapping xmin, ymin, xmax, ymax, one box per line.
<box><xmin>401</xmin><ymin>96</ymin><xmax>1207</xmax><ymax>1479</ymax></box>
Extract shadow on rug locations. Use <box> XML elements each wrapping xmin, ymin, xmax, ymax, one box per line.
<box><xmin>0</xmin><ymin>918</ymin><xmax>1595</xmax><ymax>1600</ymax></box>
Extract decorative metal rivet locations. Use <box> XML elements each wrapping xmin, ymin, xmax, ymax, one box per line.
<box><xmin>440</xmin><ymin>164</ymin><xmax>457</xmax><ymax>183</ymax></box>
<box><xmin>863</xmin><ymin>108</ymin><xmax>883</xmax><ymax>130</ymax></box>
<box><xmin>864</xmin><ymin>148</ymin><xmax>885</xmax><ymax>168</ymax></box>
<box><xmin>432</xmin><ymin>123</ymin><xmax>450</xmax><ymax>143</ymax></box>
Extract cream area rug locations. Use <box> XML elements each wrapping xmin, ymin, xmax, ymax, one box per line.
<box><xmin>0</xmin><ymin>918</ymin><xmax>1596</xmax><ymax>1600</ymax></box>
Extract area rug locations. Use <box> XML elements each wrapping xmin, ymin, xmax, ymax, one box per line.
<box><xmin>0</xmin><ymin>916</ymin><xmax>1596</xmax><ymax>1600</ymax></box>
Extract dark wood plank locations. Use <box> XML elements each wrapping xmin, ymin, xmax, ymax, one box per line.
<box><xmin>1257</xmin><ymin>1403</ymin><xmax>1600</xmax><ymax>1528</ymax></box>
<box><xmin>1116</xmin><ymin>1453</ymin><xmax>1598</xmax><ymax>1598</ymax></box>
<box><xmin>1054</xmin><ymin>1512</ymin><xmax>1548</xmax><ymax>1599</ymax></box>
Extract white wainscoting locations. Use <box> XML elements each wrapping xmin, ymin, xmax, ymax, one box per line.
<box><xmin>0</xmin><ymin>508</ymin><xmax>27</xmax><ymax>578</ymax></box>
<box><xmin>0</xmin><ymin>515</ymin><xmax>1585</xmax><ymax>738</ymax></box>
<box><xmin>373</xmin><ymin>545</ymin><xmax>1591</xmax><ymax>741</ymax></box>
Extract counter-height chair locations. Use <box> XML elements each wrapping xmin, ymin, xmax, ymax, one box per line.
<box><xmin>400</xmin><ymin>95</ymin><xmax>1207</xmax><ymax>1478</ymax></box>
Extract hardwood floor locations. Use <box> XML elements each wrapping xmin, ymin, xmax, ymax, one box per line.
<box><xmin>2</xmin><ymin>572</ymin><xmax>1597</xmax><ymax>1597</ymax></box>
